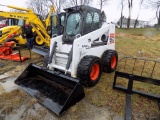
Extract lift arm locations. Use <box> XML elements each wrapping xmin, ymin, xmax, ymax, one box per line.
<box><xmin>43</xmin><ymin>5</ymin><xmax>56</xmax><ymax>29</ymax></box>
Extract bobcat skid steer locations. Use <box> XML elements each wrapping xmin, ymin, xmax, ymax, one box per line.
<box><xmin>15</xmin><ymin>5</ymin><xmax>118</xmax><ymax>115</ymax></box>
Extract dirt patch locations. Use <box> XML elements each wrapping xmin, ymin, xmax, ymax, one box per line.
<box><xmin>0</xmin><ymin>90</ymin><xmax>30</xmax><ymax>115</ymax></box>
<box><xmin>0</xmin><ymin>51</ymin><xmax>43</xmax><ymax>75</ymax></box>
<box><xmin>0</xmin><ymin>84</ymin><xmax>5</xmax><ymax>94</ymax></box>
<box><xmin>0</xmin><ymin>93</ymin><xmax>123</xmax><ymax>120</ymax></box>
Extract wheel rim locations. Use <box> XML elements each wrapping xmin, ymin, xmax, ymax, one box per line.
<box><xmin>35</xmin><ymin>36</ymin><xmax>43</xmax><ymax>45</ymax></box>
<box><xmin>90</xmin><ymin>63</ymin><xmax>100</xmax><ymax>81</ymax></box>
<box><xmin>111</xmin><ymin>56</ymin><xmax>117</xmax><ymax>69</ymax></box>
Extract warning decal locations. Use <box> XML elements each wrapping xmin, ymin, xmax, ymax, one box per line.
<box><xmin>109</xmin><ymin>33</ymin><xmax>115</xmax><ymax>44</ymax></box>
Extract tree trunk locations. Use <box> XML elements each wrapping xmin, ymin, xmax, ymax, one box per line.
<box><xmin>127</xmin><ymin>0</ymin><xmax>133</xmax><ymax>29</ymax></box>
<box><xmin>158</xmin><ymin>10</ymin><xmax>160</xmax><ymax>24</ymax></box>
<box><xmin>156</xmin><ymin>8</ymin><xmax>160</xmax><ymax>30</ymax></box>
<box><xmin>127</xmin><ymin>17</ymin><xmax>130</xmax><ymax>29</ymax></box>
<box><xmin>100</xmin><ymin>0</ymin><xmax>103</xmax><ymax>10</ymax></box>
<box><xmin>120</xmin><ymin>12</ymin><xmax>123</xmax><ymax>28</ymax></box>
<box><xmin>76</xmin><ymin>0</ymin><xmax>78</xmax><ymax>6</ymax></box>
<box><xmin>120</xmin><ymin>4</ymin><xmax>124</xmax><ymax>28</ymax></box>
<box><xmin>134</xmin><ymin>8</ymin><xmax>141</xmax><ymax>28</ymax></box>
<box><xmin>134</xmin><ymin>19</ymin><xmax>138</xmax><ymax>28</ymax></box>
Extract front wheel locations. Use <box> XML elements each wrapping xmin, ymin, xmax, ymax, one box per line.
<box><xmin>34</xmin><ymin>35</ymin><xmax>44</xmax><ymax>46</ymax></box>
<box><xmin>77</xmin><ymin>56</ymin><xmax>102</xmax><ymax>87</ymax></box>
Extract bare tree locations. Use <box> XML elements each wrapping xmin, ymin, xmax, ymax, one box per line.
<box><xmin>145</xmin><ymin>0</ymin><xmax>160</xmax><ymax>30</ymax></box>
<box><xmin>48</xmin><ymin>0</ymin><xmax>67</xmax><ymax>12</ymax></box>
<box><xmin>134</xmin><ymin>0</ymin><xmax>144</xmax><ymax>28</ymax></box>
<box><xmin>26</xmin><ymin>0</ymin><xmax>50</xmax><ymax>18</ymax></box>
<box><xmin>119</xmin><ymin>0</ymin><xmax>126</xmax><ymax>28</ymax></box>
<box><xmin>127</xmin><ymin>0</ymin><xmax>133</xmax><ymax>29</ymax></box>
<box><xmin>64</xmin><ymin>0</ymin><xmax>93</xmax><ymax>7</ymax></box>
<box><xmin>98</xmin><ymin>0</ymin><xmax>110</xmax><ymax>11</ymax></box>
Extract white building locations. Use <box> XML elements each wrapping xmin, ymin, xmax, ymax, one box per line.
<box><xmin>117</xmin><ymin>17</ymin><xmax>148</xmax><ymax>28</ymax></box>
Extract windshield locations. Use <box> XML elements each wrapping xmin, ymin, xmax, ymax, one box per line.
<box><xmin>66</xmin><ymin>13</ymin><xmax>81</xmax><ymax>36</ymax></box>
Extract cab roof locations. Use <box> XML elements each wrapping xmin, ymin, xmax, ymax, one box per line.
<box><xmin>64</xmin><ymin>5</ymin><xmax>101</xmax><ymax>13</ymax></box>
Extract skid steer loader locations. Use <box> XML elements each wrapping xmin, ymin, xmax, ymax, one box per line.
<box><xmin>15</xmin><ymin>5</ymin><xmax>118</xmax><ymax>115</ymax></box>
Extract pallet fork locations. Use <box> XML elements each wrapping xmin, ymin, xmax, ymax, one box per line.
<box><xmin>113</xmin><ymin>57</ymin><xmax>160</xmax><ymax>120</ymax></box>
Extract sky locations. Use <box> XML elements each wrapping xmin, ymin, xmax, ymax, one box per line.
<box><xmin>0</xmin><ymin>0</ymin><xmax>157</xmax><ymax>24</ymax></box>
<box><xmin>93</xmin><ymin>0</ymin><xmax>157</xmax><ymax>24</ymax></box>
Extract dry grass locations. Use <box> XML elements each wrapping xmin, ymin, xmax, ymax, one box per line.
<box><xmin>0</xmin><ymin>90</ymin><xmax>28</xmax><ymax>115</ymax></box>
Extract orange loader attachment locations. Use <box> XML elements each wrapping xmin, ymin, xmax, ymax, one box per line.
<box><xmin>0</xmin><ymin>41</ymin><xmax>29</xmax><ymax>62</ymax></box>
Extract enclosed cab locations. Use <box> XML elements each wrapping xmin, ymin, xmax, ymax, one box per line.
<box><xmin>62</xmin><ymin>5</ymin><xmax>102</xmax><ymax>43</ymax></box>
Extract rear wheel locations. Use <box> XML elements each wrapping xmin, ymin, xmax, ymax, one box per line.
<box><xmin>77</xmin><ymin>56</ymin><xmax>102</xmax><ymax>87</ymax></box>
<box><xmin>101</xmin><ymin>50</ymin><xmax>118</xmax><ymax>73</ymax></box>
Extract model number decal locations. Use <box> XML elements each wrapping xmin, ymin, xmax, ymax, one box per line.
<box><xmin>10</xmin><ymin>15</ymin><xmax>29</xmax><ymax>19</ymax></box>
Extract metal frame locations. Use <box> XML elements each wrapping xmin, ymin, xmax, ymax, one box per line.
<box><xmin>113</xmin><ymin>56</ymin><xmax>160</xmax><ymax>120</ymax></box>
<box><xmin>15</xmin><ymin>46</ymin><xmax>31</xmax><ymax>62</ymax></box>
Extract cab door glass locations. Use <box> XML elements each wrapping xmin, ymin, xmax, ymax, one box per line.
<box><xmin>51</xmin><ymin>15</ymin><xmax>58</xmax><ymax>35</ymax></box>
<box><xmin>61</xmin><ymin>15</ymin><xmax>65</xmax><ymax>26</ymax></box>
<box><xmin>17</xmin><ymin>20</ymin><xmax>25</xmax><ymax>26</ymax></box>
<box><xmin>92</xmin><ymin>12</ymin><xmax>100</xmax><ymax>31</ymax></box>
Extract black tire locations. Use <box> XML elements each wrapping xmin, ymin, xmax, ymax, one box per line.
<box><xmin>77</xmin><ymin>56</ymin><xmax>102</xmax><ymax>87</ymax></box>
<box><xmin>43</xmin><ymin>53</ymin><xmax>49</xmax><ymax>68</ymax></box>
<box><xmin>33</xmin><ymin>35</ymin><xmax>44</xmax><ymax>46</ymax></box>
<box><xmin>101</xmin><ymin>50</ymin><xmax>118</xmax><ymax>73</ymax></box>
<box><xmin>33</xmin><ymin>30</ymin><xmax>45</xmax><ymax>46</ymax></box>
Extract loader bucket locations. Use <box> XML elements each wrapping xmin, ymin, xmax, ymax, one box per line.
<box><xmin>14</xmin><ymin>64</ymin><xmax>85</xmax><ymax>115</ymax></box>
